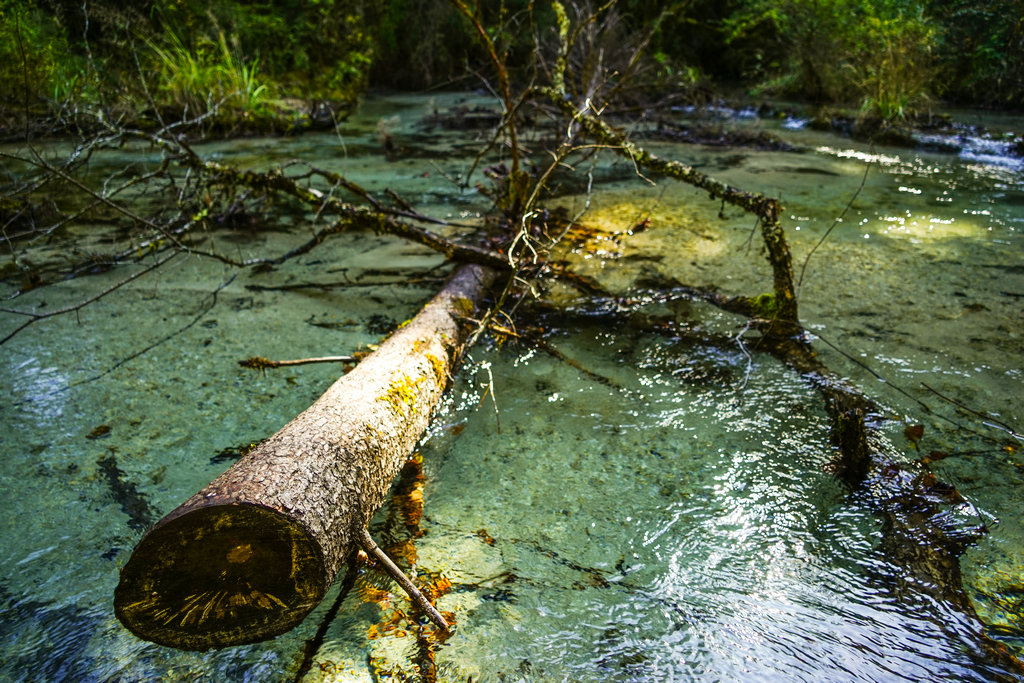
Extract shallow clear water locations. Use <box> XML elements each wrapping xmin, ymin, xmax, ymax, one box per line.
<box><xmin>1</xmin><ymin>93</ymin><xmax>1022</xmax><ymax>681</ymax></box>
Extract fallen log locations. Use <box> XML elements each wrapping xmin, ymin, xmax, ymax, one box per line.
<box><xmin>114</xmin><ymin>264</ymin><xmax>495</xmax><ymax>650</ymax></box>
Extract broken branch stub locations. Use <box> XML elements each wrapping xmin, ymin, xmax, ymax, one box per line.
<box><xmin>114</xmin><ymin>264</ymin><xmax>495</xmax><ymax>650</ymax></box>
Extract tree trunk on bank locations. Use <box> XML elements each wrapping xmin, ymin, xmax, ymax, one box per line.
<box><xmin>114</xmin><ymin>264</ymin><xmax>495</xmax><ymax>651</ymax></box>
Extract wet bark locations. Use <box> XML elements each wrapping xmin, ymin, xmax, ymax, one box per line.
<box><xmin>724</xmin><ymin>330</ymin><xmax>1021</xmax><ymax>673</ymax></box>
<box><xmin>114</xmin><ymin>264</ymin><xmax>495</xmax><ymax>650</ymax></box>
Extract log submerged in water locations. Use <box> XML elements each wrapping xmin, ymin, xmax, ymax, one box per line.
<box><xmin>114</xmin><ymin>264</ymin><xmax>495</xmax><ymax>650</ymax></box>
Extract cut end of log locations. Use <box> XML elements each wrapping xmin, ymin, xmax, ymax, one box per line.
<box><xmin>114</xmin><ymin>504</ymin><xmax>328</xmax><ymax>650</ymax></box>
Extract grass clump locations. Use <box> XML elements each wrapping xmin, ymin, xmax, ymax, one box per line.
<box><xmin>146</xmin><ymin>30</ymin><xmax>276</xmax><ymax>127</ymax></box>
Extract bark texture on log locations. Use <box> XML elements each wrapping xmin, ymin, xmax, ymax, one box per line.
<box><xmin>114</xmin><ymin>264</ymin><xmax>494</xmax><ymax>650</ymax></box>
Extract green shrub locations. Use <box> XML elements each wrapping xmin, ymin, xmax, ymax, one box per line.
<box><xmin>848</xmin><ymin>8</ymin><xmax>937</xmax><ymax>120</ymax></box>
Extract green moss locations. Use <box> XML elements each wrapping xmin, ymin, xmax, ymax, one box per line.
<box><xmin>380</xmin><ymin>373</ymin><xmax>424</xmax><ymax>415</ymax></box>
<box><xmin>750</xmin><ymin>292</ymin><xmax>779</xmax><ymax>318</ymax></box>
<box><xmin>453</xmin><ymin>296</ymin><xmax>474</xmax><ymax>317</ymax></box>
<box><xmin>425</xmin><ymin>353</ymin><xmax>446</xmax><ymax>385</ymax></box>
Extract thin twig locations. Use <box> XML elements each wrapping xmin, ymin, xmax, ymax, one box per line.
<box><xmin>811</xmin><ymin>331</ymin><xmax>1003</xmax><ymax>444</ymax></box>
<box><xmin>448</xmin><ymin>0</ymin><xmax>522</xmax><ymax>175</ymax></box>
<box><xmin>12</xmin><ymin>269</ymin><xmax>237</xmax><ymax>406</ymax></box>
<box><xmin>4</xmin><ymin>150</ymin><xmax>191</xmax><ymax>253</ymax></box>
<box><xmin>921</xmin><ymin>382</ymin><xmax>1023</xmax><ymax>440</ymax></box>
<box><xmin>238</xmin><ymin>355</ymin><xmax>357</xmax><ymax>371</ymax></box>
<box><xmin>734</xmin><ymin>320</ymin><xmax>755</xmax><ymax>394</ymax></box>
<box><xmin>482</xmin><ymin>363</ymin><xmax>501</xmax><ymax>434</ymax></box>
<box><xmin>357</xmin><ymin>528</ymin><xmax>450</xmax><ymax>632</ymax></box>
<box><xmin>798</xmin><ymin>158</ymin><xmax>872</xmax><ymax>288</ymax></box>
<box><xmin>292</xmin><ymin>560</ymin><xmax>361</xmax><ymax>683</ymax></box>
<box><xmin>244</xmin><ymin>277</ymin><xmax>443</xmax><ymax>292</ymax></box>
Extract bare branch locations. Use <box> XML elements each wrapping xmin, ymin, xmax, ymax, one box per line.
<box><xmin>239</xmin><ymin>355</ymin><xmax>359</xmax><ymax>371</ymax></box>
<box><xmin>1</xmin><ymin>251</ymin><xmax>178</xmax><ymax>345</ymax></box>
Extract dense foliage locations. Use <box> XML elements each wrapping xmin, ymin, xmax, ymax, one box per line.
<box><xmin>1</xmin><ymin>0</ymin><xmax>1021</xmax><ymax>135</ymax></box>
<box><xmin>1</xmin><ymin>0</ymin><xmax>376</xmax><ymax>132</ymax></box>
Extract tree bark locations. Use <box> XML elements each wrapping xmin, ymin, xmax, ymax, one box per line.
<box><xmin>114</xmin><ymin>264</ymin><xmax>495</xmax><ymax>650</ymax></box>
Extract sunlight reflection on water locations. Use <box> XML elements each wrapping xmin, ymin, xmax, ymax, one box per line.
<box><xmin>8</xmin><ymin>355</ymin><xmax>68</xmax><ymax>423</ymax></box>
<box><xmin>394</xmin><ymin>333</ymin><xmax>1009</xmax><ymax>681</ymax></box>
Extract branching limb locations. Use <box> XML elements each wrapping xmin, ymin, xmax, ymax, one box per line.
<box><xmin>536</xmin><ymin>84</ymin><xmax>800</xmax><ymax>334</ymax></box>
<box><xmin>1</xmin><ymin>150</ymin><xmax>193</xmax><ymax>254</ymax></box>
<box><xmin>184</xmin><ymin>159</ymin><xmax>511</xmax><ymax>271</ymax></box>
<box><xmin>447</xmin><ymin>0</ymin><xmax>522</xmax><ymax>176</ymax></box>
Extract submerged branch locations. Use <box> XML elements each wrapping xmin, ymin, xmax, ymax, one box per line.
<box><xmin>193</xmin><ymin>160</ymin><xmax>511</xmax><ymax>272</ymax></box>
<box><xmin>536</xmin><ymin>86</ymin><xmax>799</xmax><ymax>335</ymax></box>
<box><xmin>922</xmin><ymin>382</ymin><xmax>1023</xmax><ymax>441</ymax></box>
<box><xmin>528</xmin><ymin>271</ymin><xmax>1021</xmax><ymax>673</ymax></box>
<box><xmin>357</xmin><ymin>528</ymin><xmax>450</xmax><ymax>633</ymax></box>
<box><xmin>0</xmin><ymin>252</ymin><xmax>178</xmax><ymax>345</ymax></box>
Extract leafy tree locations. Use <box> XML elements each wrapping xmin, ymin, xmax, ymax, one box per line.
<box><xmin>721</xmin><ymin>0</ymin><xmax>938</xmax><ymax>118</ymax></box>
<box><xmin>2</xmin><ymin>0</ymin><xmax>1023</xmax><ymax>136</ymax></box>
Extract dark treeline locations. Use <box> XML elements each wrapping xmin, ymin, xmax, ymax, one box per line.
<box><xmin>1</xmin><ymin>0</ymin><xmax>1022</xmax><ymax>134</ymax></box>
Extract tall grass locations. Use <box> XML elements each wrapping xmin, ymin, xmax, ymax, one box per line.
<box><xmin>147</xmin><ymin>30</ymin><xmax>273</xmax><ymax>119</ymax></box>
